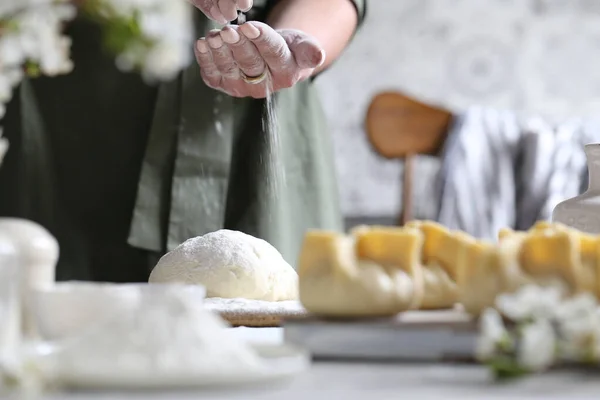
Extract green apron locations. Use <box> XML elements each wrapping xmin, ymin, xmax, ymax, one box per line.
<box><xmin>0</xmin><ymin>0</ymin><xmax>366</xmax><ymax>282</ymax></box>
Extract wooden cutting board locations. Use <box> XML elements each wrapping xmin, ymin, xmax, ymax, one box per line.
<box><xmin>283</xmin><ymin>309</ymin><xmax>477</xmax><ymax>362</ymax></box>
<box><xmin>203</xmin><ymin>298</ymin><xmax>308</xmax><ymax>327</ymax></box>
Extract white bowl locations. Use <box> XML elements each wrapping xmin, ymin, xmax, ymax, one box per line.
<box><xmin>30</xmin><ymin>282</ymin><xmax>206</xmax><ymax>341</ymax></box>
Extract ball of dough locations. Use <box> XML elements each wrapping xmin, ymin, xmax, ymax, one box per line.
<box><xmin>148</xmin><ymin>230</ymin><xmax>298</xmax><ymax>301</ymax></box>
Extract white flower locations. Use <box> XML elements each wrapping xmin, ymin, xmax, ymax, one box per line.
<box><xmin>0</xmin><ymin>0</ymin><xmax>195</xmax><ymax>137</ymax></box>
<box><xmin>0</xmin><ymin>36</ymin><xmax>26</xmax><ymax>67</ymax></box>
<box><xmin>98</xmin><ymin>0</ymin><xmax>194</xmax><ymax>82</ymax></box>
<box><xmin>14</xmin><ymin>3</ymin><xmax>76</xmax><ymax>75</ymax></box>
<box><xmin>496</xmin><ymin>285</ymin><xmax>562</xmax><ymax>322</ymax></box>
<box><xmin>559</xmin><ymin>319</ymin><xmax>600</xmax><ymax>362</ymax></box>
<box><xmin>0</xmin><ymin>0</ymin><xmax>76</xmax><ymax>127</ymax></box>
<box><xmin>517</xmin><ymin>318</ymin><xmax>556</xmax><ymax>372</ymax></box>
<box><xmin>0</xmin><ymin>130</ymin><xmax>8</xmax><ymax>166</ymax></box>
<box><xmin>0</xmin><ymin>75</ymin><xmax>13</xmax><ymax>104</ymax></box>
<box><xmin>554</xmin><ymin>294</ymin><xmax>600</xmax><ymax>362</ymax></box>
<box><xmin>555</xmin><ymin>293</ymin><xmax>598</xmax><ymax>322</ymax></box>
<box><xmin>476</xmin><ymin>308</ymin><xmax>510</xmax><ymax>360</ymax></box>
<box><xmin>138</xmin><ymin>12</ymin><xmax>166</xmax><ymax>40</ymax></box>
<box><xmin>142</xmin><ymin>43</ymin><xmax>189</xmax><ymax>83</ymax></box>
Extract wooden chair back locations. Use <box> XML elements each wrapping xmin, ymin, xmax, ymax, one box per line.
<box><xmin>365</xmin><ymin>91</ymin><xmax>453</xmax><ymax>224</ymax></box>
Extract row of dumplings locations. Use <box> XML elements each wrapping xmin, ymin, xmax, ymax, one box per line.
<box><xmin>297</xmin><ymin>220</ymin><xmax>598</xmax><ymax>317</ymax></box>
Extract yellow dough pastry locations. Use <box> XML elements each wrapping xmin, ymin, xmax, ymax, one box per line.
<box><xmin>457</xmin><ymin>239</ymin><xmax>516</xmax><ymax>315</ymax></box>
<box><xmin>513</xmin><ymin>229</ymin><xmax>582</xmax><ymax>293</ymax></box>
<box><xmin>574</xmin><ymin>233</ymin><xmax>600</xmax><ymax>297</ymax></box>
<box><xmin>533</xmin><ymin>222</ymin><xmax>600</xmax><ymax>297</ymax></box>
<box><xmin>500</xmin><ymin>222</ymin><xmax>592</xmax><ymax>296</ymax></box>
<box><xmin>462</xmin><ymin>224</ymin><xmax>584</xmax><ymax>315</ymax></box>
<box><xmin>405</xmin><ymin>221</ymin><xmax>462</xmax><ymax>309</ymax></box>
<box><xmin>298</xmin><ymin>227</ymin><xmax>424</xmax><ymax>318</ymax></box>
<box><xmin>298</xmin><ymin>220</ymin><xmax>600</xmax><ymax>319</ymax></box>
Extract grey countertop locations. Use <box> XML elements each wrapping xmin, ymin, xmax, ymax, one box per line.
<box><xmin>28</xmin><ymin>364</ymin><xmax>600</xmax><ymax>400</ymax></box>
<box><xmin>10</xmin><ymin>328</ymin><xmax>600</xmax><ymax>399</ymax></box>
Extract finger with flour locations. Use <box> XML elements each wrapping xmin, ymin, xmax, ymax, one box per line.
<box><xmin>278</xmin><ymin>29</ymin><xmax>326</xmax><ymax>70</ymax></box>
<box><xmin>239</xmin><ymin>22</ymin><xmax>294</xmax><ymax>77</ymax></box>
<box><xmin>220</xmin><ymin>25</ymin><xmax>265</xmax><ymax>78</ymax></box>
<box><xmin>207</xmin><ymin>30</ymin><xmax>240</xmax><ymax>80</ymax></box>
<box><xmin>220</xmin><ymin>26</ymin><xmax>267</xmax><ymax>98</ymax></box>
<box><xmin>217</xmin><ymin>0</ymin><xmax>238</xmax><ymax>22</ymax></box>
<box><xmin>195</xmin><ymin>39</ymin><xmax>222</xmax><ymax>89</ymax></box>
<box><xmin>240</xmin><ymin>22</ymin><xmax>325</xmax><ymax>75</ymax></box>
<box><xmin>188</xmin><ymin>0</ymin><xmax>228</xmax><ymax>24</ymax></box>
<box><xmin>236</xmin><ymin>0</ymin><xmax>253</xmax><ymax>12</ymax></box>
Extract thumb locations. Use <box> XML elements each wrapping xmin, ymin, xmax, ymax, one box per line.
<box><xmin>278</xmin><ymin>29</ymin><xmax>326</xmax><ymax>70</ymax></box>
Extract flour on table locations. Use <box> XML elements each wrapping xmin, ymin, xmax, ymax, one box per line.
<box><xmin>149</xmin><ymin>230</ymin><xmax>298</xmax><ymax>302</ymax></box>
<box><xmin>44</xmin><ymin>286</ymin><xmax>264</xmax><ymax>386</ymax></box>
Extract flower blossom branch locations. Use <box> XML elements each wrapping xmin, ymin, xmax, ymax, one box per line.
<box><xmin>478</xmin><ymin>284</ymin><xmax>600</xmax><ymax>380</ymax></box>
<box><xmin>0</xmin><ymin>0</ymin><xmax>196</xmax><ymax>166</ymax></box>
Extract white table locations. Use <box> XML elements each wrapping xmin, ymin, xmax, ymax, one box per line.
<box><xmin>14</xmin><ymin>328</ymin><xmax>600</xmax><ymax>399</ymax></box>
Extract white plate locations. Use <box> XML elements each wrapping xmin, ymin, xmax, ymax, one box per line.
<box><xmin>35</xmin><ymin>343</ymin><xmax>309</xmax><ymax>391</ymax></box>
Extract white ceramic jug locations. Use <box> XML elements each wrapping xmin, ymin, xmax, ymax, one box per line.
<box><xmin>0</xmin><ymin>231</ymin><xmax>19</xmax><ymax>367</ymax></box>
<box><xmin>0</xmin><ymin>219</ymin><xmax>59</xmax><ymax>341</ymax></box>
<box><xmin>553</xmin><ymin>143</ymin><xmax>600</xmax><ymax>233</ymax></box>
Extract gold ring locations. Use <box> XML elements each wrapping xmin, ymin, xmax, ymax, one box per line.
<box><xmin>241</xmin><ymin>69</ymin><xmax>267</xmax><ymax>85</ymax></box>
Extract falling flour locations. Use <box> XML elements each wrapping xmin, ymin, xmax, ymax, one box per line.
<box><xmin>44</xmin><ymin>287</ymin><xmax>264</xmax><ymax>388</ymax></box>
<box><xmin>263</xmin><ymin>73</ymin><xmax>286</xmax><ymax>198</ymax></box>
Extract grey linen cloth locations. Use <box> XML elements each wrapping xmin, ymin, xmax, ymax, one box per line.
<box><xmin>436</xmin><ymin>106</ymin><xmax>600</xmax><ymax>240</ymax></box>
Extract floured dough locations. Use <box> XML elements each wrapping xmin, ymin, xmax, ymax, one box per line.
<box><xmin>298</xmin><ymin>227</ymin><xmax>424</xmax><ymax>317</ymax></box>
<box><xmin>148</xmin><ymin>230</ymin><xmax>298</xmax><ymax>301</ymax></box>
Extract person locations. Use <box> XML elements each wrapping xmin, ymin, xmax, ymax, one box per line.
<box><xmin>0</xmin><ymin>0</ymin><xmax>367</xmax><ymax>282</ymax></box>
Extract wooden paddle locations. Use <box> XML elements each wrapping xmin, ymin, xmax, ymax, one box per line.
<box><xmin>365</xmin><ymin>91</ymin><xmax>453</xmax><ymax>225</ymax></box>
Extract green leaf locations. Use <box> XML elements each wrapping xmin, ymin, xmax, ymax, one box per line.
<box><xmin>0</xmin><ymin>19</ymin><xmax>20</xmax><ymax>33</ymax></box>
<box><xmin>24</xmin><ymin>61</ymin><xmax>41</xmax><ymax>78</ymax></box>
<box><xmin>81</xmin><ymin>1</ymin><xmax>156</xmax><ymax>71</ymax></box>
<box><xmin>498</xmin><ymin>332</ymin><xmax>514</xmax><ymax>353</ymax></box>
<box><xmin>487</xmin><ymin>357</ymin><xmax>530</xmax><ymax>381</ymax></box>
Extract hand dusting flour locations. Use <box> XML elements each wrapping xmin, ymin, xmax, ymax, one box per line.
<box><xmin>45</xmin><ymin>287</ymin><xmax>264</xmax><ymax>388</ymax></box>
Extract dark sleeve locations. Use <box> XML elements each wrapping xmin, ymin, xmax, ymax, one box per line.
<box><xmin>262</xmin><ymin>0</ymin><xmax>368</xmax><ymax>30</ymax></box>
<box><xmin>350</xmin><ymin>0</ymin><xmax>368</xmax><ymax>29</ymax></box>
<box><xmin>260</xmin><ymin>0</ymin><xmax>367</xmax><ymax>79</ymax></box>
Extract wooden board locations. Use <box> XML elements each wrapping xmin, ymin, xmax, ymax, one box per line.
<box><xmin>283</xmin><ymin>309</ymin><xmax>478</xmax><ymax>362</ymax></box>
<box><xmin>204</xmin><ymin>298</ymin><xmax>478</xmax><ymax>361</ymax></box>
<box><xmin>203</xmin><ymin>298</ymin><xmax>308</xmax><ymax>327</ymax></box>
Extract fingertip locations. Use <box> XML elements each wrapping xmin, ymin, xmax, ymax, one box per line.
<box><xmin>207</xmin><ymin>34</ymin><xmax>223</xmax><ymax>49</ymax></box>
<box><xmin>220</xmin><ymin>26</ymin><xmax>241</xmax><ymax>44</ymax></box>
<box><xmin>196</xmin><ymin>39</ymin><xmax>209</xmax><ymax>54</ymax></box>
<box><xmin>316</xmin><ymin>49</ymin><xmax>326</xmax><ymax>67</ymax></box>
<box><xmin>219</xmin><ymin>2</ymin><xmax>239</xmax><ymax>22</ymax></box>
<box><xmin>295</xmin><ymin>43</ymin><xmax>326</xmax><ymax>69</ymax></box>
<box><xmin>237</xmin><ymin>0</ymin><xmax>253</xmax><ymax>12</ymax></box>
<box><xmin>239</xmin><ymin>22</ymin><xmax>260</xmax><ymax>40</ymax></box>
<box><xmin>210</xmin><ymin>6</ymin><xmax>228</xmax><ymax>24</ymax></box>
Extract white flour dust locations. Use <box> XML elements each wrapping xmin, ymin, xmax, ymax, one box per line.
<box><xmin>263</xmin><ymin>74</ymin><xmax>286</xmax><ymax>198</ymax></box>
<box><xmin>46</xmin><ymin>287</ymin><xmax>264</xmax><ymax>385</ymax></box>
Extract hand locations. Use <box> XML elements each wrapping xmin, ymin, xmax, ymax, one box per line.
<box><xmin>195</xmin><ymin>22</ymin><xmax>325</xmax><ymax>99</ymax></box>
<box><xmin>188</xmin><ymin>0</ymin><xmax>253</xmax><ymax>24</ymax></box>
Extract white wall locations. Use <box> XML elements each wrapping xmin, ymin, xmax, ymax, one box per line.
<box><xmin>317</xmin><ymin>0</ymin><xmax>600</xmax><ymax>219</ymax></box>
